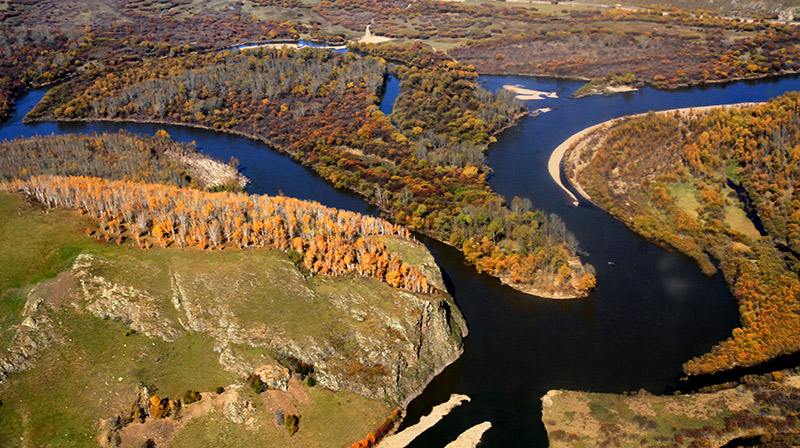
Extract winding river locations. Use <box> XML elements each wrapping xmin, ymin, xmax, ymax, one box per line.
<box><xmin>2</xmin><ymin>71</ymin><xmax>800</xmax><ymax>447</ymax></box>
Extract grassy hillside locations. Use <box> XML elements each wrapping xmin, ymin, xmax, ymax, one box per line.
<box><xmin>0</xmin><ymin>191</ymin><xmax>465</xmax><ymax>447</ymax></box>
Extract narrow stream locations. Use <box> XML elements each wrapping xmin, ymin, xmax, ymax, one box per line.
<box><xmin>2</xmin><ymin>71</ymin><xmax>799</xmax><ymax>447</ymax></box>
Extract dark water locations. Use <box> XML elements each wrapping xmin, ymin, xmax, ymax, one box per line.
<box><xmin>0</xmin><ymin>92</ymin><xmax>374</xmax><ymax>216</ymax></box>
<box><xmin>2</xmin><ymin>73</ymin><xmax>800</xmax><ymax>447</ymax></box>
<box><xmin>380</xmin><ymin>74</ymin><xmax>401</xmax><ymax>117</ymax></box>
<box><xmin>399</xmin><ymin>74</ymin><xmax>800</xmax><ymax>448</ymax></box>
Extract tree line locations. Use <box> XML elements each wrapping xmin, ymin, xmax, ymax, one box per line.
<box><xmin>28</xmin><ymin>44</ymin><xmax>594</xmax><ymax>297</ymax></box>
<box><xmin>0</xmin><ymin>130</ymin><xmax>197</xmax><ymax>187</ymax></box>
<box><xmin>4</xmin><ymin>175</ymin><xmax>435</xmax><ymax>294</ymax></box>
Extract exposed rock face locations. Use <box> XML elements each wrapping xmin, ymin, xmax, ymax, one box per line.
<box><xmin>0</xmin><ymin>274</ymin><xmax>68</xmax><ymax>388</ymax></box>
<box><xmin>2</xmin><ymin>246</ymin><xmax>466</xmax><ymax>406</ymax></box>
<box><xmin>254</xmin><ymin>364</ymin><xmax>290</xmax><ymax>391</ymax></box>
<box><xmin>73</xmin><ymin>254</ymin><xmax>182</xmax><ymax>342</ymax></box>
<box><xmin>296</xmin><ymin>290</ymin><xmax>466</xmax><ymax>406</ymax></box>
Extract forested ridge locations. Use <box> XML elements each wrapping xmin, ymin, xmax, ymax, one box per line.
<box><xmin>2</xmin><ymin>175</ymin><xmax>435</xmax><ymax>294</ymax></box>
<box><xmin>27</xmin><ymin>45</ymin><xmax>595</xmax><ymax>298</ymax></box>
<box><xmin>571</xmin><ymin>92</ymin><xmax>800</xmax><ymax>374</ymax></box>
<box><xmin>0</xmin><ymin>130</ymin><xmax>242</xmax><ymax>190</ymax></box>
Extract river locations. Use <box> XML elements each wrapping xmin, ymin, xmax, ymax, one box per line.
<box><xmin>2</xmin><ymin>72</ymin><xmax>800</xmax><ymax>447</ymax></box>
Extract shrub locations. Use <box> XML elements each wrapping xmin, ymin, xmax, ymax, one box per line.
<box><xmin>183</xmin><ymin>390</ymin><xmax>201</xmax><ymax>404</ymax></box>
<box><xmin>285</xmin><ymin>413</ymin><xmax>300</xmax><ymax>436</ymax></box>
<box><xmin>248</xmin><ymin>374</ymin><xmax>266</xmax><ymax>393</ymax></box>
<box><xmin>149</xmin><ymin>395</ymin><xmax>170</xmax><ymax>419</ymax></box>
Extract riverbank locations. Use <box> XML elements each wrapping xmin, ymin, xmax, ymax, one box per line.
<box><xmin>552</xmin><ymin>103</ymin><xmax>761</xmax><ymax>207</ymax></box>
<box><xmin>0</xmin><ymin>188</ymin><xmax>467</xmax><ymax>447</ymax></box>
<box><xmin>26</xmin><ymin>107</ymin><xmax>592</xmax><ymax>300</ymax></box>
<box><xmin>552</xmin><ymin>94</ymin><xmax>800</xmax><ymax>380</ymax></box>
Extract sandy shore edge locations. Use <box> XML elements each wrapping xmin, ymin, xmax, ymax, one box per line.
<box><xmin>503</xmin><ymin>84</ymin><xmax>558</xmax><ymax>100</ymax></box>
<box><xmin>443</xmin><ymin>421</ymin><xmax>492</xmax><ymax>448</ymax></box>
<box><xmin>377</xmin><ymin>394</ymin><xmax>471</xmax><ymax>448</ymax></box>
<box><xmin>550</xmin><ymin>102</ymin><xmax>762</xmax><ymax>207</ymax></box>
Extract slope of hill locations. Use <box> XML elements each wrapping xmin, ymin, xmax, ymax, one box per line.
<box><xmin>0</xmin><ymin>187</ymin><xmax>466</xmax><ymax>447</ymax></box>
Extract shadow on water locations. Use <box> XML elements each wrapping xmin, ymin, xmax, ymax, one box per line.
<box><xmin>379</xmin><ymin>74</ymin><xmax>401</xmax><ymax>118</ymax></box>
<box><xmin>2</xmin><ymin>72</ymin><xmax>800</xmax><ymax>447</ymax></box>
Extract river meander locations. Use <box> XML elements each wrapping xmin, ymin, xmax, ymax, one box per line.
<box><xmin>2</xmin><ymin>72</ymin><xmax>800</xmax><ymax>447</ymax></box>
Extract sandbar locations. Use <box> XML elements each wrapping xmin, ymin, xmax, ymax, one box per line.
<box><xmin>443</xmin><ymin>422</ymin><xmax>492</xmax><ymax>448</ymax></box>
<box><xmin>503</xmin><ymin>84</ymin><xmax>558</xmax><ymax>100</ymax></box>
<box><xmin>606</xmin><ymin>85</ymin><xmax>639</xmax><ymax>93</ymax></box>
<box><xmin>376</xmin><ymin>394</ymin><xmax>471</xmax><ymax>448</ymax></box>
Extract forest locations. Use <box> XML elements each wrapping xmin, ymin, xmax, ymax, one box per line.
<box><xmin>571</xmin><ymin>93</ymin><xmax>800</xmax><ymax>375</ymax></box>
<box><xmin>450</xmin><ymin>9</ymin><xmax>800</xmax><ymax>89</ymax></box>
<box><xmin>0</xmin><ymin>130</ymin><xmax>243</xmax><ymax>190</ymax></box>
<box><xmin>26</xmin><ymin>44</ymin><xmax>595</xmax><ymax>298</ymax></box>
<box><xmin>0</xmin><ymin>0</ymin><xmax>376</xmax><ymax>123</ymax></box>
<box><xmin>2</xmin><ymin>174</ymin><xmax>434</xmax><ymax>294</ymax></box>
<box><xmin>3</xmin><ymin>0</ymin><xmax>798</xmax><ymax>121</ymax></box>
<box><xmin>0</xmin><ymin>0</ymin><xmax>795</xmax><ymax>297</ymax></box>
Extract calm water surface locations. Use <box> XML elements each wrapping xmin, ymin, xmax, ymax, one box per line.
<box><xmin>2</xmin><ymin>73</ymin><xmax>800</xmax><ymax>447</ymax></box>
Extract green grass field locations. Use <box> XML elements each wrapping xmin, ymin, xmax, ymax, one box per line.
<box><xmin>0</xmin><ymin>191</ymin><xmax>401</xmax><ymax>447</ymax></box>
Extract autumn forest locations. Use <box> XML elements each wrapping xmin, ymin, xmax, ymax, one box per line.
<box><xmin>3</xmin><ymin>0</ymin><xmax>800</xmax><ymax>446</ymax></box>
<box><xmin>571</xmin><ymin>93</ymin><xmax>800</xmax><ymax>376</ymax></box>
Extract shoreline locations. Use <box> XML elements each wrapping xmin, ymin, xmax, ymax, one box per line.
<box><xmin>461</xmin><ymin>69</ymin><xmax>800</xmax><ymax>91</ymax></box>
<box><xmin>27</xmin><ymin>113</ymin><xmax>589</xmax><ymax>299</ymax></box>
<box><xmin>550</xmin><ymin>102</ymin><xmax>763</xmax><ymax>207</ymax></box>
<box><xmin>378</xmin><ymin>394</ymin><xmax>471</xmax><ymax>448</ymax></box>
<box><xmin>502</xmin><ymin>84</ymin><xmax>558</xmax><ymax>100</ymax></box>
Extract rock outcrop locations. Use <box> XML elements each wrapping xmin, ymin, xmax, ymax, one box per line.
<box><xmin>2</xmin><ymin>244</ymin><xmax>466</xmax><ymax>406</ymax></box>
<box><xmin>0</xmin><ymin>274</ymin><xmax>68</xmax><ymax>388</ymax></box>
